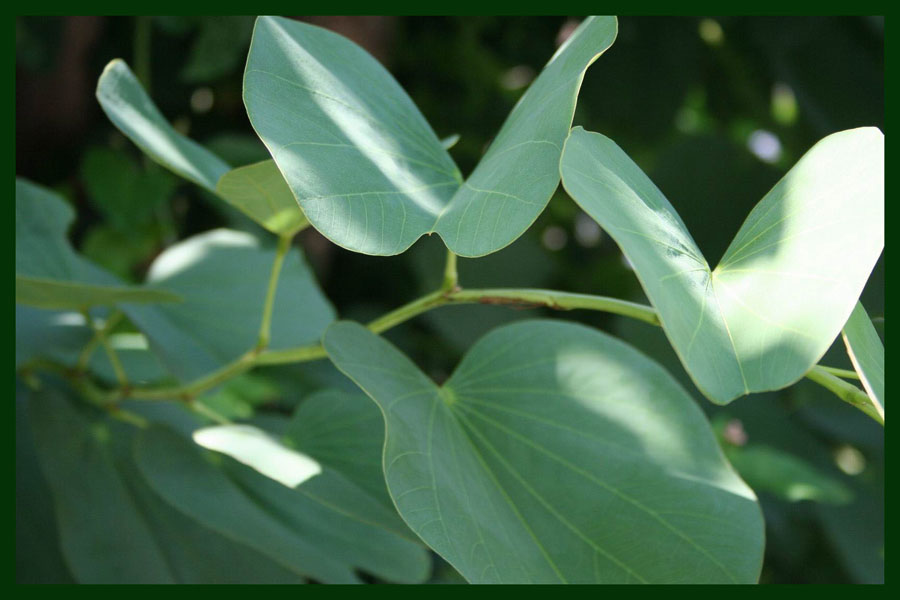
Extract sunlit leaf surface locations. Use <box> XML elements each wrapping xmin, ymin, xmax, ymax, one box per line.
<box><xmin>560</xmin><ymin>126</ymin><xmax>884</xmax><ymax>403</ymax></box>
<box><xmin>325</xmin><ymin>319</ymin><xmax>764</xmax><ymax>583</ymax></box>
<box><xmin>244</xmin><ymin>15</ymin><xmax>617</xmax><ymax>256</ymax></box>
<box><xmin>842</xmin><ymin>302</ymin><xmax>884</xmax><ymax>420</ymax></box>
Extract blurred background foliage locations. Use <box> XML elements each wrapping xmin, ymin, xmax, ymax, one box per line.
<box><xmin>16</xmin><ymin>16</ymin><xmax>883</xmax><ymax>584</ymax></box>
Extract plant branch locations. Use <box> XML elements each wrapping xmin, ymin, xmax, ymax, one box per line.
<box><xmin>257</xmin><ymin>234</ymin><xmax>293</xmax><ymax>351</ymax></box>
<box><xmin>441</xmin><ymin>249</ymin><xmax>458</xmax><ymax>292</ymax></box>
<box><xmin>81</xmin><ymin>310</ymin><xmax>128</xmax><ymax>387</ymax></box>
<box><xmin>805</xmin><ymin>366</ymin><xmax>882</xmax><ymax>425</ymax></box>
<box><xmin>27</xmin><ymin>276</ymin><xmax>875</xmax><ymax>424</ymax></box>
<box><xmin>817</xmin><ymin>365</ymin><xmax>861</xmax><ymax>380</ymax></box>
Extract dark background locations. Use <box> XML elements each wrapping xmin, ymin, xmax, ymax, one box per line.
<box><xmin>16</xmin><ymin>16</ymin><xmax>884</xmax><ymax>584</ymax></box>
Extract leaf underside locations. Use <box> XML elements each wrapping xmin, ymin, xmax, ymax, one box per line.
<box><xmin>15</xmin><ymin>179</ymin><xmax>181</xmax><ymax>310</ymax></box>
<box><xmin>325</xmin><ymin>319</ymin><xmax>764</xmax><ymax>583</ymax></box>
<box><xmin>244</xmin><ymin>15</ymin><xmax>617</xmax><ymax>257</ymax></box>
<box><xmin>560</xmin><ymin>126</ymin><xmax>884</xmax><ymax>404</ymax></box>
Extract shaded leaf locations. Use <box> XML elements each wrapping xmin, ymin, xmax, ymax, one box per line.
<box><xmin>725</xmin><ymin>445</ymin><xmax>852</xmax><ymax>505</ymax></box>
<box><xmin>15</xmin><ymin>179</ymin><xmax>181</xmax><ymax>309</ymax></box>
<box><xmin>285</xmin><ymin>388</ymin><xmax>391</xmax><ymax>506</ymax></box>
<box><xmin>135</xmin><ymin>426</ymin><xmax>431</xmax><ymax>583</ymax></box>
<box><xmin>560</xmin><ymin>126</ymin><xmax>884</xmax><ymax>403</ymax></box>
<box><xmin>325</xmin><ymin>319</ymin><xmax>764</xmax><ymax>583</ymax></box>
<box><xmin>28</xmin><ymin>381</ymin><xmax>174</xmax><ymax>583</ymax></box>
<box><xmin>80</xmin><ymin>146</ymin><xmax>177</xmax><ymax>230</ymax></box>
<box><xmin>15</xmin><ymin>379</ymin><xmax>74</xmax><ymax>583</ymax></box>
<box><xmin>122</xmin><ymin>229</ymin><xmax>335</xmax><ymax>381</ymax></box>
<box><xmin>244</xmin><ymin>15</ymin><xmax>616</xmax><ymax>256</ymax></box>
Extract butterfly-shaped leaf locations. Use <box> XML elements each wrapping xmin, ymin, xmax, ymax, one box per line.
<box><xmin>325</xmin><ymin>319</ymin><xmax>764</xmax><ymax>583</ymax></box>
<box><xmin>243</xmin><ymin>15</ymin><xmax>617</xmax><ymax>256</ymax></box>
<box><xmin>560</xmin><ymin>126</ymin><xmax>884</xmax><ymax>404</ymax></box>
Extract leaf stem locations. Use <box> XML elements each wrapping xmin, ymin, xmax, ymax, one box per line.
<box><xmin>441</xmin><ymin>249</ymin><xmax>458</xmax><ymax>292</ymax></box>
<box><xmin>448</xmin><ymin>288</ymin><xmax>661</xmax><ymax>326</ymax></box>
<box><xmin>805</xmin><ymin>366</ymin><xmax>882</xmax><ymax>425</ymax></box>
<box><xmin>257</xmin><ymin>234</ymin><xmax>293</xmax><ymax>351</ymax></box>
<box><xmin>26</xmin><ymin>264</ymin><xmax>874</xmax><ymax>424</ymax></box>
<box><xmin>81</xmin><ymin>310</ymin><xmax>128</xmax><ymax>387</ymax></box>
<box><xmin>817</xmin><ymin>365</ymin><xmax>861</xmax><ymax>380</ymax></box>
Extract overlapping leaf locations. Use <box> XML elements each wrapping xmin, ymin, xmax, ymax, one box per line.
<box><xmin>325</xmin><ymin>319</ymin><xmax>764</xmax><ymax>583</ymax></box>
<box><xmin>121</xmin><ymin>229</ymin><xmax>335</xmax><ymax>381</ymax></box>
<box><xmin>26</xmin><ymin>380</ymin><xmax>305</xmax><ymax>583</ymax></box>
<box><xmin>841</xmin><ymin>302</ymin><xmax>884</xmax><ymax>420</ymax></box>
<box><xmin>96</xmin><ymin>60</ymin><xmax>306</xmax><ymax>236</ymax></box>
<box><xmin>560</xmin><ymin>126</ymin><xmax>884</xmax><ymax>404</ymax></box>
<box><xmin>284</xmin><ymin>388</ymin><xmax>392</xmax><ymax>506</ymax></box>
<box><xmin>15</xmin><ymin>179</ymin><xmax>181</xmax><ymax>309</ymax></box>
<box><xmin>135</xmin><ymin>425</ymin><xmax>431</xmax><ymax>583</ymax></box>
<box><xmin>216</xmin><ymin>160</ymin><xmax>309</xmax><ymax>235</ymax></box>
<box><xmin>243</xmin><ymin>15</ymin><xmax>617</xmax><ymax>256</ymax></box>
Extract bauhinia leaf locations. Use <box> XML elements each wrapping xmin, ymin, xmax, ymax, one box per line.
<box><xmin>135</xmin><ymin>426</ymin><xmax>431</xmax><ymax>584</ymax></box>
<box><xmin>284</xmin><ymin>388</ymin><xmax>391</xmax><ymax>506</ymax></box>
<box><xmin>841</xmin><ymin>302</ymin><xmax>884</xmax><ymax>420</ymax></box>
<box><xmin>560</xmin><ymin>126</ymin><xmax>884</xmax><ymax>404</ymax></box>
<box><xmin>96</xmin><ymin>59</ymin><xmax>307</xmax><ymax>236</ymax></box>
<box><xmin>122</xmin><ymin>229</ymin><xmax>335</xmax><ymax>381</ymax></box>
<box><xmin>96</xmin><ymin>59</ymin><xmax>230</xmax><ymax>192</ymax></box>
<box><xmin>27</xmin><ymin>380</ymin><xmax>306</xmax><ymax>583</ymax></box>
<box><xmin>28</xmin><ymin>381</ymin><xmax>175</xmax><ymax>583</ymax></box>
<box><xmin>215</xmin><ymin>160</ymin><xmax>310</xmax><ymax>235</ymax></box>
<box><xmin>324</xmin><ymin>319</ymin><xmax>764</xmax><ymax>583</ymax></box>
<box><xmin>243</xmin><ymin>15</ymin><xmax>617</xmax><ymax>257</ymax></box>
<box><xmin>15</xmin><ymin>179</ymin><xmax>181</xmax><ymax>309</ymax></box>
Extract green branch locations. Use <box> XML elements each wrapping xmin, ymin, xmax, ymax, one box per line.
<box><xmin>805</xmin><ymin>366</ymin><xmax>882</xmax><ymax>425</ymax></box>
<box><xmin>257</xmin><ymin>234</ymin><xmax>293</xmax><ymax>350</ymax></box>
<box><xmin>25</xmin><ymin>252</ymin><xmax>876</xmax><ymax>426</ymax></box>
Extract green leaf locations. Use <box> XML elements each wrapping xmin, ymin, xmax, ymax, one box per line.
<box><xmin>27</xmin><ymin>380</ymin><xmax>307</xmax><ymax>583</ymax></box>
<box><xmin>96</xmin><ymin>59</ymin><xmax>309</xmax><ymax>237</ymax></box>
<box><xmin>16</xmin><ymin>305</ymin><xmax>92</xmax><ymax>368</ymax></box>
<box><xmin>135</xmin><ymin>426</ymin><xmax>431</xmax><ymax>583</ymax></box>
<box><xmin>122</xmin><ymin>229</ymin><xmax>335</xmax><ymax>381</ymax></box>
<box><xmin>560</xmin><ymin>126</ymin><xmax>884</xmax><ymax>404</ymax></box>
<box><xmin>284</xmin><ymin>388</ymin><xmax>392</xmax><ymax>506</ymax></box>
<box><xmin>324</xmin><ymin>319</ymin><xmax>764</xmax><ymax>583</ymax></box>
<box><xmin>15</xmin><ymin>179</ymin><xmax>181</xmax><ymax>309</ymax></box>
<box><xmin>96</xmin><ymin>59</ymin><xmax>230</xmax><ymax>192</ymax></box>
<box><xmin>16</xmin><ymin>275</ymin><xmax>179</xmax><ymax>310</ymax></box>
<box><xmin>725</xmin><ymin>445</ymin><xmax>852</xmax><ymax>505</ymax></box>
<box><xmin>842</xmin><ymin>302</ymin><xmax>884</xmax><ymax>420</ymax></box>
<box><xmin>16</xmin><ymin>380</ymin><xmax>74</xmax><ymax>583</ymax></box>
<box><xmin>244</xmin><ymin>15</ymin><xmax>616</xmax><ymax>257</ymax></box>
<box><xmin>180</xmin><ymin>16</ymin><xmax>255</xmax><ymax>83</ymax></box>
<box><xmin>216</xmin><ymin>160</ymin><xmax>309</xmax><ymax>235</ymax></box>
<box><xmin>28</xmin><ymin>381</ymin><xmax>175</xmax><ymax>583</ymax></box>
<box><xmin>80</xmin><ymin>146</ymin><xmax>177</xmax><ymax>230</ymax></box>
